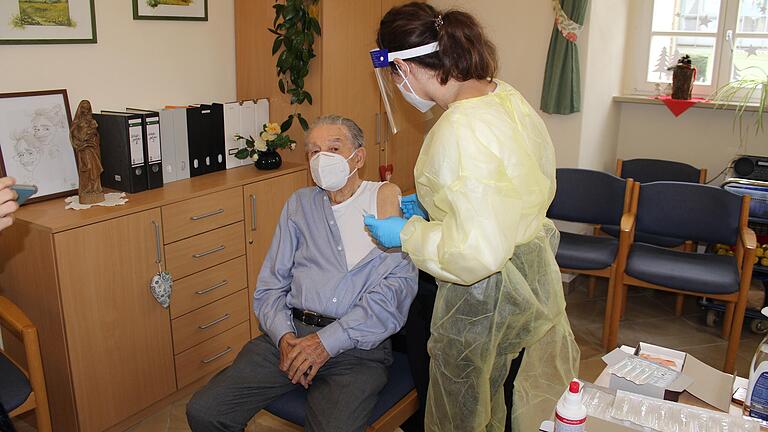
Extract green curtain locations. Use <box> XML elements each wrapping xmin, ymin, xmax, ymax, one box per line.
<box><xmin>540</xmin><ymin>0</ymin><xmax>590</xmax><ymax>115</ymax></box>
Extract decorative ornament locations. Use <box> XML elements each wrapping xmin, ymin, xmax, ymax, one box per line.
<box><xmin>150</xmin><ymin>270</ymin><xmax>172</xmax><ymax>309</ymax></box>
<box><xmin>667</xmin><ymin>54</ymin><xmax>696</xmax><ymax>100</ymax></box>
<box><xmin>552</xmin><ymin>0</ymin><xmax>583</xmax><ymax>42</ymax></box>
<box><xmin>744</xmin><ymin>45</ymin><xmax>760</xmax><ymax>57</ymax></box>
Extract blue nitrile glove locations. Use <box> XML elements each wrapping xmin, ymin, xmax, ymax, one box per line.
<box><xmin>400</xmin><ymin>193</ymin><xmax>428</xmax><ymax>220</ymax></box>
<box><xmin>363</xmin><ymin>215</ymin><xmax>407</xmax><ymax>248</ymax></box>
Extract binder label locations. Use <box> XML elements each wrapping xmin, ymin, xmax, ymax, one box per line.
<box><xmin>146</xmin><ymin>118</ymin><xmax>162</xmax><ymax>163</ymax></box>
<box><xmin>128</xmin><ymin>119</ymin><xmax>145</xmax><ymax>167</ymax></box>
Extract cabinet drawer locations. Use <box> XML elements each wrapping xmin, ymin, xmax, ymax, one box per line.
<box><xmin>175</xmin><ymin>321</ymin><xmax>250</xmax><ymax>389</ymax></box>
<box><xmin>165</xmin><ymin>222</ymin><xmax>245</xmax><ymax>279</ymax></box>
<box><xmin>162</xmin><ymin>188</ymin><xmax>244</xmax><ymax>244</ymax></box>
<box><xmin>172</xmin><ymin>289</ymin><xmax>249</xmax><ymax>354</ymax></box>
<box><xmin>171</xmin><ymin>256</ymin><xmax>248</xmax><ymax>319</ymax></box>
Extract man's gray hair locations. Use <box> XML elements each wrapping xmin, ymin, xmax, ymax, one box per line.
<box><xmin>306</xmin><ymin>115</ymin><xmax>364</xmax><ymax>149</ymax></box>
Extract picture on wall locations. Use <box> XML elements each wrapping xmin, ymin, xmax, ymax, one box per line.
<box><xmin>133</xmin><ymin>0</ymin><xmax>208</xmax><ymax>21</ymax></box>
<box><xmin>0</xmin><ymin>0</ymin><xmax>97</xmax><ymax>45</ymax></box>
<box><xmin>0</xmin><ymin>90</ymin><xmax>79</xmax><ymax>202</ymax></box>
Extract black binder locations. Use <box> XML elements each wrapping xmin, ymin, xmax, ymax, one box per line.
<box><xmin>186</xmin><ymin>105</ymin><xmax>208</xmax><ymax>177</ymax></box>
<box><xmin>93</xmin><ymin>112</ymin><xmax>148</xmax><ymax>194</ymax></box>
<box><xmin>125</xmin><ymin>108</ymin><xmax>164</xmax><ymax>189</ymax></box>
<box><xmin>206</xmin><ymin>103</ymin><xmax>226</xmax><ymax>173</ymax></box>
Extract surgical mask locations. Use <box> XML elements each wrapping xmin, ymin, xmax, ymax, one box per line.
<box><xmin>310</xmin><ymin>150</ymin><xmax>359</xmax><ymax>191</ymax></box>
<box><xmin>397</xmin><ymin>67</ymin><xmax>436</xmax><ymax>113</ymax></box>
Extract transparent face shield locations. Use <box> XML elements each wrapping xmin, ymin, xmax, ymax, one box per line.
<box><xmin>369</xmin><ymin>42</ymin><xmax>439</xmax><ymax>135</ymax></box>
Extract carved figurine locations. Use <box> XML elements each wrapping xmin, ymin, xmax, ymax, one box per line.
<box><xmin>669</xmin><ymin>55</ymin><xmax>696</xmax><ymax>100</ymax></box>
<box><xmin>70</xmin><ymin>100</ymin><xmax>105</xmax><ymax>204</ymax></box>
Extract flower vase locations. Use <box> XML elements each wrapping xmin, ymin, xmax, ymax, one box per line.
<box><xmin>254</xmin><ymin>149</ymin><xmax>282</xmax><ymax>170</ymax></box>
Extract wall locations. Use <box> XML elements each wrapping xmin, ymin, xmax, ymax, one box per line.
<box><xmin>578</xmin><ymin>0</ymin><xmax>630</xmax><ymax>171</ymax></box>
<box><xmin>617</xmin><ymin>104</ymin><xmax>768</xmax><ymax>177</ymax></box>
<box><xmin>0</xmin><ymin>0</ymin><xmax>236</xmax><ymax>114</ymax></box>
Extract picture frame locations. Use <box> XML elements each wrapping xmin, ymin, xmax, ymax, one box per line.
<box><xmin>132</xmin><ymin>0</ymin><xmax>208</xmax><ymax>21</ymax></box>
<box><xmin>0</xmin><ymin>0</ymin><xmax>97</xmax><ymax>45</ymax></box>
<box><xmin>0</xmin><ymin>90</ymin><xmax>80</xmax><ymax>203</ymax></box>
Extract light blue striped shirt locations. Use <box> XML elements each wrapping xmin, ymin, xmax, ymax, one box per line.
<box><xmin>253</xmin><ymin>187</ymin><xmax>418</xmax><ymax>357</ymax></box>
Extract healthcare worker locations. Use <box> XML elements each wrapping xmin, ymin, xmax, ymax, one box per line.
<box><xmin>363</xmin><ymin>3</ymin><xmax>580</xmax><ymax>431</ymax></box>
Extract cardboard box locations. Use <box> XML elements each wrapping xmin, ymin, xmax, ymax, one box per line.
<box><xmin>602</xmin><ymin>342</ymin><xmax>736</xmax><ymax>412</ymax></box>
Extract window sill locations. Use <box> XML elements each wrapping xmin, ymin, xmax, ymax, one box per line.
<box><xmin>613</xmin><ymin>95</ymin><xmax>765</xmax><ymax>113</ymax></box>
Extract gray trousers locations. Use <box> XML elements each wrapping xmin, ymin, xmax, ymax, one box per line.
<box><xmin>186</xmin><ymin>320</ymin><xmax>392</xmax><ymax>432</ymax></box>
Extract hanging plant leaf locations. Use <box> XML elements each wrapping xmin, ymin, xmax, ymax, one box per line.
<box><xmin>305</xmin><ymin>91</ymin><xmax>313</xmax><ymax>105</ymax></box>
<box><xmin>272</xmin><ymin>37</ymin><xmax>283</xmax><ymax>55</ymax></box>
<box><xmin>278</xmin><ymin>79</ymin><xmax>286</xmax><ymax>94</ymax></box>
<box><xmin>268</xmin><ymin>27</ymin><xmax>282</xmax><ymax>36</ymax></box>
<box><xmin>298</xmin><ymin>115</ymin><xmax>309</xmax><ymax>131</ymax></box>
<box><xmin>281</xmin><ymin>115</ymin><xmax>294</xmax><ymax>133</ymax></box>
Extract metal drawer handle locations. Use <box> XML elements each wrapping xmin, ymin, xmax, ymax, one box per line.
<box><xmin>195</xmin><ymin>280</ymin><xmax>229</xmax><ymax>295</ymax></box>
<box><xmin>198</xmin><ymin>313</ymin><xmax>231</xmax><ymax>330</ymax></box>
<box><xmin>190</xmin><ymin>208</ymin><xmax>224</xmax><ymax>221</ymax></box>
<box><xmin>201</xmin><ymin>346</ymin><xmax>232</xmax><ymax>364</ymax></box>
<box><xmin>193</xmin><ymin>245</ymin><xmax>225</xmax><ymax>259</ymax></box>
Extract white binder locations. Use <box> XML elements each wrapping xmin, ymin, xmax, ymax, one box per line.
<box><xmin>159</xmin><ymin>109</ymin><xmax>178</xmax><ymax>183</ymax></box>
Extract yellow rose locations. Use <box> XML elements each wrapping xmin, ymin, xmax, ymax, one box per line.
<box><xmin>260</xmin><ymin>131</ymin><xmax>277</xmax><ymax>142</ymax></box>
<box><xmin>251</xmin><ymin>152</ymin><xmax>259</xmax><ymax>161</ymax></box>
<box><xmin>266</xmin><ymin>123</ymin><xmax>281</xmax><ymax>135</ymax></box>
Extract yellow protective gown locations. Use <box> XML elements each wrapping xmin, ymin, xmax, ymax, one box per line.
<box><xmin>400</xmin><ymin>80</ymin><xmax>580</xmax><ymax>432</ymax></box>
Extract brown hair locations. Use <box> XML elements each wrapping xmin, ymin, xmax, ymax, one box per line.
<box><xmin>377</xmin><ymin>2</ymin><xmax>497</xmax><ymax>85</ymax></box>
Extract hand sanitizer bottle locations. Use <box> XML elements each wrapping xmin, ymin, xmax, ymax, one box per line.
<box><xmin>554</xmin><ymin>379</ymin><xmax>587</xmax><ymax>432</ymax></box>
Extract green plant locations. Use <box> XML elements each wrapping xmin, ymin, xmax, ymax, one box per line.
<box><xmin>268</xmin><ymin>0</ymin><xmax>321</xmax><ymax>134</ymax></box>
<box><xmin>234</xmin><ymin>122</ymin><xmax>297</xmax><ymax>162</ymax></box>
<box><xmin>711</xmin><ymin>68</ymin><xmax>768</xmax><ymax>144</ymax></box>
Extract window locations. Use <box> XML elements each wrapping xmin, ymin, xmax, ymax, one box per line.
<box><xmin>630</xmin><ymin>0</ymin><xmax>768</xmax><ymax>96</ymax></box>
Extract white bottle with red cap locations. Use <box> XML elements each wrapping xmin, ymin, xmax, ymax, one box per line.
<box><xmin>554</xmin><ymin>379</ymin><xmax>587</xmax><ymax>432</ymax></box>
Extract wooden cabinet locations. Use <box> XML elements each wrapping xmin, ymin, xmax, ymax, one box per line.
<box><xmin>0</xmin><ymin>164</ymin><xmax>307</xmax><ymax>431</ymax></box>
<box><xmin>54</xmin><ymin>209</ymin><xmax>176</xmax><ymax>432</ymax></box>
<box><xmin>243</xmin><ymin>170</ymin><xmax>308</xmax><ymax>337</ymax></box>
<box><xmin>235</xmin><ymin>0</ymin><xmax>425</xmax><ymax>192</ymax></box>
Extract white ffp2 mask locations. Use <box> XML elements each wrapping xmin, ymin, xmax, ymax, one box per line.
<box><xmin>310</xmin><ymin>150</ymin><xmax>359</xmax><ymax>191</ymax></box>
<box><xmin>397</xmin><ymin>66</ymin><xmax>436</xmax><ymax>113</ymax></box>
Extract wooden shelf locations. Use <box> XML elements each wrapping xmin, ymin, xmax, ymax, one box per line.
<box><xmin>15</xmin><ymin>162</ymin><xmax>306</xmax><ymax>233</ymax></box>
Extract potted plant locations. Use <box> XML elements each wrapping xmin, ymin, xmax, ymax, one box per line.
<box><xmin>234</xmin><ymin>122</ymin><xmax>297</xmax><ymax>170</ymax></box>
<box><xmin>711</xmin><ymin>67</ymin><xmax>768</xmax><ymax>145</ymax></box>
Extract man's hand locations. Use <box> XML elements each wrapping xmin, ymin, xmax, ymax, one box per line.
<box><xmin>0</xmin><ymin>177</ymin><xmax>18</xmax><ymax>232</ymax></box>
<box><xmin>282</xmin><ymin>333</ymin><xmax>330</xmax><ymax>388</ymax></box>
<box><xmin>278</xmin><ymin>332</ymin><xmax>298</xmax><ymax>371</ymax></box>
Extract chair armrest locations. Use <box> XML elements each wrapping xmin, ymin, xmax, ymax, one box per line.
<box><xmin>741</xmin><ymin>227</ymin><xmax>757</xmax><ymax>251</ymax></box>
<box><xmin>619</xmin><ymin>213</ymin><xmax>636</xmax><ymax>236</ymax></box>
<box><xmin>0</xmin><ymin>295</ymin><xmax>34</xmax><ymax>339</ymax></box>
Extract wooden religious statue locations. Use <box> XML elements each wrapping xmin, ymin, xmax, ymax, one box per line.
<box><xmin>70</xmin><ymin>100</ymin><xmax>105</xmax><ymax>204</ymax></box>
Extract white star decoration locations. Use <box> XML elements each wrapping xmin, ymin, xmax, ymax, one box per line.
<box><xmin>699</xmin><ymin>15</ymin><xmax>713</xmax><ymax>27</ymax></box>
<box><xmin>744</xmin><ymin>45</ymin><xmax>760</xmax><ymax>57</ymax></box>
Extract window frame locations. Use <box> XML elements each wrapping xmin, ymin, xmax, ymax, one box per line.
<box><xmin>629</xmin><ymin>0</ymin><xmax>768</xmax><ymax>98</ymax></box>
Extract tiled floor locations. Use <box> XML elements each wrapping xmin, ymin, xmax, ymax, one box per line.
<box><xmin>13</xmin><ymin>277</ymin><xmax>764</xmax><ymax>431</ymax></box>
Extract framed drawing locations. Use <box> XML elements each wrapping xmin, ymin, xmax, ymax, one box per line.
<box><xmin>0</xmin><ymin>0</ymin><xmax>97</xmax><ymax>45</ymax></box>
<box><xmin>133</xmin><ymin>0</ymin><xmax>208</xmax><ymax>21</ymax></box>
<box><xmin>0</xmin><ymin>90</ymin><xmax>79</xmax><ymax>203</ymax></box>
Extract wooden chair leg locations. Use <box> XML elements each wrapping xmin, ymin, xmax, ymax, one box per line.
<box><xmin>602</xmin><ymin>267</ymin><xmax>617</xmax><ymax>350</ymax></box>
<box><xmin>608</xmin><ymin>282</ymin><xmax>626</xmax><ymax>350</ymax></box>
<box><xmin>725</xmin><ymin>298</ymin><xmax>749</xmax><ymax>373</ymax></box>
<box><xmin>588</xmin><ymin>276</ymin><xmax>597</xmax><ymax>299</ymax></box>
<box><xmin>723</xmin><ymin>302</ymin><xmax>736</xmax><ymax>340</ymax></box>
<box><xmin>620</xmin><ymin>285</ymin><xmax>628</xmax><ymax>319</ymax></box>
<box><xmin>675</xmin><ymin>294</ymin><xmax>685</xmax><ymax>317</ymax></box>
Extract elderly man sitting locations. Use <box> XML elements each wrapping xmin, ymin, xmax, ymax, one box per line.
<box><xmin>186</xmin><ymin>115</ymin><xmax>418</xmax><ymax>432</ymax></box>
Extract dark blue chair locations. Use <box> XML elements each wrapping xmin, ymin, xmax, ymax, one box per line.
<box><xmin>602</xmin><ymin>158</ymin><xmax>707</xmax><ymax>247</ymax></box>
<box><xmin>609</xmin><ymin>182</ymin><xmax>755</xmax><ymax>373</ymax></box>
<box><xmin>0</xmin><ymin>296</ymin><xmax>51</xmax><ymax>431</ymax></box>
<box><xmin>265</xmin><ymin>351</ymin><xmax>417</xmax><ymax>431</ymax></box>
<box><xmin>547</xmin><ymin>168</ymin><xmax>634</xmax><ymax>349</ymax></box>
<box><xmin>606</xmin><ymin>158</ymin><xmax>709</xmax><ymax>316</ymax></box>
